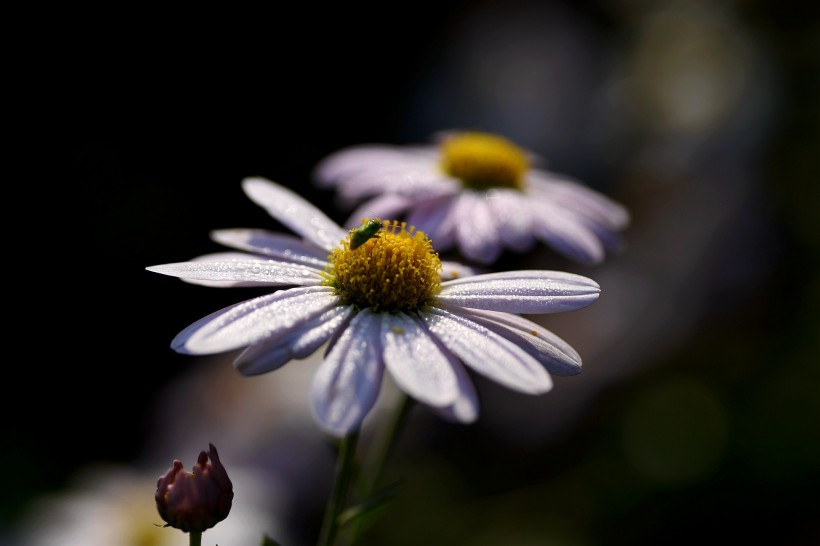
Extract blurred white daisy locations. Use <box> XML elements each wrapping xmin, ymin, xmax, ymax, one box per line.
<box><xmin>314</xmin><ymin>130</ymin><xmax>630</xmax><ymax>265</ymax></box>
<box><xmin>147</xmin><ymin>177</ymin><xmax>601</xmax><ymax>437</ymax></box>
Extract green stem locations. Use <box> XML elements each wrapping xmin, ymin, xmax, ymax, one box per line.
<box><xmin>364</xmin><ymin>393</ymin><xmax>414</xmax><ymax>496</ymax></box>
<box><xmin>317</xmin><ymin>430</ymin><xmax>360</xmax><ymax>546</ymax></box>
<box><xmin>345</xmin><ymin>394</ymin><xmax>414</xmax><ymax>544</ymax></box>
<box><xmin>189</xmin><ymin>531</ymin><xmax>202</xmax><ymax>546</ymax></box>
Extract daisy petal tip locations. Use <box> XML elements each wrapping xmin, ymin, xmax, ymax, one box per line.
<box><xmin>524</xmin><ymin>371</ymin><xmax>554</xmax><ymax>395</ymax></box>
<box><xmin>447</xmin><ymin>402</ymin><xmax>479</xmax><ymax>424</ymax></box>
<box><xmin>169</xmin><ymin>338</ymin><xmax>194</xmax><ymax>355</ymax></box>
<box><xmin>564</xmin><ymin>366</ymin><xmax>582</xmax><ymax>377</ymax></box>
<box><xmin>551</xmin><ymin>354</ymin><xmax>583</xmax><ymax>377</ymax></box>
<box><xmin>314</xmin><ymin>415</ymin><xmax>359</xmax><ymax>439</ymax></box>
<box><xmin>240</xmin><ymin>176</ymin><xmax>270</xmax><ymax>191</ymax></box>
<box><xmin>146</xmin><ymin>263</ymin><xmax>188</xmax><ymax>278</ymax></box>
<box><xmin>534</xmin><ymin>379</ymin><xmax>554</xmax><ymax>395</ymax></box>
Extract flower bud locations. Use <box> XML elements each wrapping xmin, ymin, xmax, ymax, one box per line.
<box><xmin>155</xmin><ymin>443</ymin><xmax>234</xmax><ymax>533</ymax></box>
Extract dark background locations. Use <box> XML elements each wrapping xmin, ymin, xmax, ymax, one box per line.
<box><xmin>8</xmin><ymin>1</ymin><xmax>819</xmax><ymax>544</ymax></box>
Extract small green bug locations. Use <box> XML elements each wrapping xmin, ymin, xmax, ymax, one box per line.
<box><xmin>349</xmin><ymin>218</ymin><xmax>383</xmax><ymax>250</ymax></box>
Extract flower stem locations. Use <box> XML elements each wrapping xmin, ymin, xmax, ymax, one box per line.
<box><xmin>317</xmin><ymin>430</ymin><xmax>360</xmax><ymax>546</ymax></box>
<box><xmin>364</xmin><ymin>393</ymin><xmax>414</xmax><ymax>495</ymax></box>
<box><xmin>345</xmin><ymin>393</ymin><xmax>414</xmax><ymax>544</ymax></box>
<box><xmin>189</xmin><ymin>531</ymin><xmax>202</xmax><ymax>546</ymax></box>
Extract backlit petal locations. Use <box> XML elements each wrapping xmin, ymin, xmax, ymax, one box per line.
<box><xmin>234</xmin><ymin>305</ymin><xmax>354</xmax><ymax>376</ymax></box>
<box><xmin>530</xmin><ymin>202</ymin><xmax>606</xmax><ymax>264</ymax></box>
<box><xmin>311</xmin><ymin>309</ymin><xmax>385</xmax><ymax>437</ymax></box>
<box><xmin>406</xmin><ymin>195</ymin><xmax>460</xmax><ymax>250</ymax></box>
<box><xmin>438</xmin><ymin>270</ymin><xmax>600</xmax><ymax>313</ymax></box>
<box><xmin>241</xmin><ymin>177</ymin><xmax>347</xmax><ymax>251</ymax></box>
<box><xmin>210</xmin><ymin>229</ymin><xmax>330</xmax><ymax>266</ymax></box>
<box><xmin>429</xmin><ymin>355</ymin><xmax>479</xmax><ymax>424</ymax></box>
<box><xmin>454</xmin><ymin>193</ymin><xmax>502</xmax><ymax>264</ymax></box>
<box><xmin>454</xmin><ymin>308</ymin><xmax>582</xmax><ymax>376</ymax></box>
<box><xmin>381</xmin><ymin>312</ymin><xmax>459</xmax><ymax>407</ymax></box>
<box><xmin>146</xmin><ymin>258</ymin><xmax>324</xmax><ymax>286</ymax></box>
<box><xmin>342</xmin><ymin>194</ymin><xmax>412</xmax><ymax>229</ymax></box>
<box><xmin>486</xmin><ymin>189</ymin><xmax>536</xmax><ymax>252</ymax></box>
<box><xmin>172</xmin><ymin>287</ymin><xmax>340</xmax><ymax>354</ymax></box>
<box><xmin>422</xmin><ymin>308</ymin><xmax>552</xmax><ymax>394</ymax></box>
<box><xmin>528</xmin><ymin>172</ymin><xmax>630</xmax><ymax>230</ymax></box>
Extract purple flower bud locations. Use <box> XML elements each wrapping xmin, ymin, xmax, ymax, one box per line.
<box><xmin>155</xmin><ymin>443</ymin><xmax>234</xmax><ymax>533</ymax></box>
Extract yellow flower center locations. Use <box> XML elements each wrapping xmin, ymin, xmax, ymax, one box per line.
<box><xmin>325</xmin><ymin>219</ymin><xmax>442</xmax><ymax>313</ymax></box>
<box><xmin>440</xmin><ymin>131</ymin><xmax>529</xmax><ymax>190</ymax></box>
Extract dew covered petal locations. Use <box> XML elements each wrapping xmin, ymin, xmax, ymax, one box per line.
<box><xmin>454</xmin><ymin>308</ymin><xmax>582</xmax><ymax>376</ymax></box>
<box><xmin>438</xmin><ymin>270</ymin><xmax>600</xmax><ymax>313</ymax></box>
<box><xmin>210</xmin><ymin>229</ymin><xmax>330</xmax><ymax>266</ymax></box>
<box><xmin>166</xmin><ymin>253</ymin><xmax>287</xmax><ymax>287</ymax></box>
<box><xmin>429</xmin><ymin>354</ymin><xmax>479</xmax><ymax>424</ymax></box>
<box><xmin>421</xmin><ymin>307</ymin><xmax>552</xmax><ymax>394</ymax></box>
<box><xmin>146</xmin><ymin>258</ymin><xmax>325</xmax><ymax>286</ymax></box>
<box><xmin>241</xmin><ymin>177</ymin><xmax>348</xmax><ymax>251</ymax></box>
<box><xmin>381</xmin><ymin>312</ymin><xmax>459</xmax><ymax>407</ymax></box>
<box><xmin>171</xmin><ymin>286</ymin><xmax>340</xmax><ymax>354</ymax></box>
<box><xmin>234</xmin><ymin>305</ymin><xmax>354</xmax><ymax>376</ymax></box>
<box><xmin>311</xmin><ymin>309</ymin><xmax>385</xmax><ymax>437</ymax></box>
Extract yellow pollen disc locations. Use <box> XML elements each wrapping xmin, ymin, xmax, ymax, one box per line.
<box><xmin>324</xmin><ymin>220</ymin><xmax>442</xmax><ymax>312</ymax></box>
<box><xmin>440</xmin><ymin>131</ymin><xmax>529</xmax><ymax>190</ymax></box>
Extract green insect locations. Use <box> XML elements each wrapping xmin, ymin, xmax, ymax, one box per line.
<box><xmin>349</xmin><ymin>218</ymin><xmax>383</xmax><ymax>250</ymax></box>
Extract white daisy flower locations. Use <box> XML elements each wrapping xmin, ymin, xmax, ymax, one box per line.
<box><xmin>314</xmin><ymin>130</ymin><xmax>630</xmax><ymax>265</ymax></box>
<box><xmin>147</xmin><ymin>177</ymin><xmax>601</xmax><ymax>437</ymax></box>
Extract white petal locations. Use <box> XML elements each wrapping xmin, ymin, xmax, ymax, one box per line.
<box><xmin>234</xmin><ymin>305</ymin><xmax>354</xmax><ymax>376</ymax></box>
<box><xmin>429</xmin><ymin>355</ymin><xmax>479</xmax><ymax>424</ymax></box>
<box><xmin>172</xmin><ymin>286</ymin><xmax>340</xmax><ymax>354</ymax></box>
<box><xmin>311</xmin><ymin>309</ymin><xmax>385</xmax><ymax>437</ymax></box>
<box><xmin>381</xmin><ymin>312</ymin><xmax>459</xmax><ymax>407</ymax></box>
<box><xmin>438</xmin><ymin>270</ymin><xmax>601</xmax><ymax>313</ymax></box>
<box><xmin>314</xmin><ymin>145</ymin><xmax>411</xmax><ymax>186</ymax></box>
<box><xmin>177</xmin><ymin>253</ymin><xmax>287</xmax><ymax>287</ymax></box>
<box><xmin>454</xmin><ymin>193</ymin><xmax>503</xmax><ymax>264</ymax></box>
<box><xmin>528</xmin><ymin>172</ymin><xmax>630</xmax><ymax>229</ymax></box>
<box><xmin>421</xmin><ymin>307</ymin><xmax>552</xmax><ymax>394</ymax></box>
<box><xmin>486</xmin><ymin>189</ymin><xmax>536</xmax><ymax>252</ymax></box>
<box><xmin>146</xmin><ymin>257</ymin><xmax>324</xmax><ymax>286</ymax></box>
<box><xmin>336</xmin><ymin>165</ymin><xmax>453</xmax><ymax>204</ymax></box>
<box><xmin>530</xmin><ymin>202</ymin><xmax>606</xmax><ymax>265</ymax></box>
<box><xmin>210</xmin><ymin>229</ymin><xmax>330</xmax><ymax>265</ymax></box>
<box><xmin>314</xmin><ymin>145</ymin><xmax>457</xmax><ymax>200</ymax></box>
<box><xmin>406</xmin><ymin>195</ymin><xmax>459</xmax><ymax>250</ymax></box>
<box><xmin>241</xmin><ymin>177</ymin><xmax>348</xmax><ymax>251</ymax></box>
<box><xmin>455</xmin><ymin>308</ymin><xmax>582</xmax><ymax>376</ymax></box>
<box><xmin>342</xmin><ymin>194</ymin><xmax>411</xmax><ymax>229</ymax></box>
